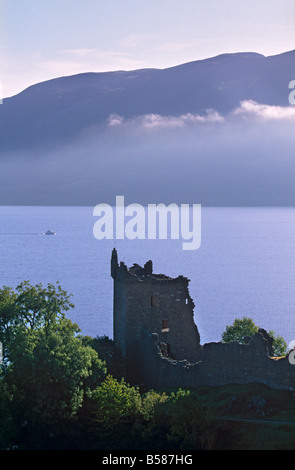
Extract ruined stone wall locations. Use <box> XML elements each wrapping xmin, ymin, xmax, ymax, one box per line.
<box><xmin>113</xmin><ymin>273</ymin><xmax>127</xmax><ymax>358</ymax></box>
<box><xmin>137</xmin><ymin>329</ymin><xmax>201</xmax><ymax>389</ymax></box>
<box><xmin>111</xmin><ymin>249</ymin><xmax>202</xmax><ymax>382</ymax></box>
<box><xmin>111</xmin><ymin>250</ymin><xmax>295</xmax><ymax>392</ymax></box>
<box><xmin>123</xmin><ymin>274</ymin><xmax>201</xmax><ymax>362</ymax></box>
<box><xmin>137</xmin><ymin>330</ymin><xmax>295</xmax><ymax>391</ymax></box>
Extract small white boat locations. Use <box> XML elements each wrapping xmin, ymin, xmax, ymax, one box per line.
<box><xmin>45</xmin><ymin>230</ymin><xmax>56</xmax><ymax>236</ymax></box>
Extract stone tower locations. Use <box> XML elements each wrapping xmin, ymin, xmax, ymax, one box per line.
<box><xmin>111</xmin><ymin>248</ymin><xmax>202</xmax><ymax>383</ymax></box>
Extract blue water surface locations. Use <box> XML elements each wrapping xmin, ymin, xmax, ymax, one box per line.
<box><xmin>0</xmin><ymin>206</ymin><xmax>294</xmax><ymax>346</ymax></box>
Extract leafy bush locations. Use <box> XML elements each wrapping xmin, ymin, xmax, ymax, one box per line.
<box><xmin>222</xmin><ymin>317</ymin><xmax>287</xmax><ymax>356</ymax></box>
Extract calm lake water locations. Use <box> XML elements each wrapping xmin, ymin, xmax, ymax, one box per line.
<box><xmin>0</xmin><ymin>205</ymin><xmax>295</xmax><ymax>346</ymax></box>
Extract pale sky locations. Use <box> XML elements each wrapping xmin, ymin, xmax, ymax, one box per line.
<box><xmin>1</xmin><ymin>0</ymin><xmax>295</xmax><ymax>98</ymax></box>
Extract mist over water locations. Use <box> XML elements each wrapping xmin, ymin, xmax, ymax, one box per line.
<box><xmin>1</xmin><ymin>101</ymin><xmax>295</xmax><ymax>206</ymax></box>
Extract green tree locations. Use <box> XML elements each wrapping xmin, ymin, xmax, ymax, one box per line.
<box><xmin>166</xmin><ymin>391</ymin><xmax>216</xmax><ymax>450</ymax></box>
<box><xmin>222</xmin><ymin>317</ymin><xmax>287</xmax><ymax>357</ymax></box>
<box><xmin>140</xmin><ymin>389</ymin><xmax>168</xmax><ymax>421</ymax></box>
<box><xmin>268</xmin><ymin>330</ymin><xmax>287</xmax><ymax>357</ymax></box>
<box><xmin>0</xmin><ymin>380</ymin><xmax>15</xmax><ymax>449</ymax></box>
<box><xmin>79</xmin><ymin>375</ymin><xmax>143</xmax><ymax>450</ymax></box>
<box><xmin>0</xmin><ymin>280</ymin><xmax>74</xmax><ymax>363</ymax></box>
<box><xmin>87</xmin><ymin>335</ymin><xmax>126</xmax><ymax>379</ymax></box>
<box><xmin>142</xmin><ymin>389</ymin><xmax>215</xmax><ymax>450</ymax></box>
<box><xmin>0</xmin><ymin>281</ymin><xmax>106</xmax><ymax>448</ymax></box>
<box><xmin>222</xmin><ymin>317</ymin><xmax>259</xmax><ymax>344</ymax></box>
<box><xmin>89</xmin><ymin>375</ymin><xmax>141</xmax><ymax>429</ymax></box>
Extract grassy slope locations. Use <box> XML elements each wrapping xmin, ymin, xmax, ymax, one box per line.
<box><xmin>162</xmin><ymin>382</ymin><xmax>295</xmax><ymax>449</ymax></box>
<box><xmin>197</xmin><ymin>383</ymin><xmax>295</xmax><ymax>450</ymax></box>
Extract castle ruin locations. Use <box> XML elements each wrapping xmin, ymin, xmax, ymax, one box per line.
<box><xmin>111</xmin><ymin>249</ymin><xmax>295</xmax><ymax>391</ymax></box>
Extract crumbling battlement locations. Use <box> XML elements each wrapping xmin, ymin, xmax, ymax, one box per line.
<box><xmin>111</xmin><ymin>250</ymin><xmax>295</xmax><ymax>391</ymax></box>
<box><xmin>111</xmin><ymin>248</ymin><xmax>202</xmax><ymax>382</ymax></box>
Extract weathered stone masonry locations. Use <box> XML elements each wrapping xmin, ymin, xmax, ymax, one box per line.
<box><xmin>111</xmin><ymin>249</ymin><xmax>295</xmax><ymax>391</ymax></box>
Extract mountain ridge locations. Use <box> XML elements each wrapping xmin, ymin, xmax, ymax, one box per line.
<box><xmin>2</xmin><ymin>50</ymin><xmax>295</xmax><ymax>151</ymax></box>
<box><xmin>7</xmin><ymin>49</ymin><xmax>295</xmax><ymax>101</ymax></box>
<box><xmin>1</xmin><ymin>50</ymin><xmax>295</xmax><ymax>206</ymax></box>
<box><xmin>3</xmin><ymin>50</ymin><xmax>276</xmax><ymax>98</ymax></box>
